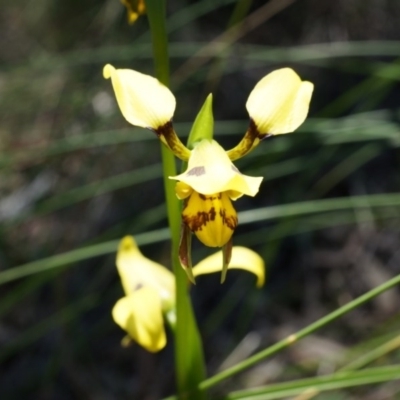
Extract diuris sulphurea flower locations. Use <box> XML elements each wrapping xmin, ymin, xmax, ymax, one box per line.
<box><xmin>120</xmin><ymin>0</ymin><xmax>146</xmax><ymax>25</ymax></box>
<box><xmin>104</xmin><ymin>65</ymin><xmax>313</xmax><ymax>281</ymax></box>
<box><xmin>113</xmin><ymin>236</ymin><xmax>265</xmax><ymax>352</ymax></box>
<box><xmin>112</xmin><ymin>236</ymin><xmax>174</xmax><ymax>352</ymax></box>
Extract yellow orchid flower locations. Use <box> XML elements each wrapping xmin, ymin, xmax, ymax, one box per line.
<box><xmin>113</xmin><ymin>236</ymin><xmax>265</xmax><ymax>352</ymax></box>
<box><xmin>112</xmin><ymin>236</ymin><xmax>175</xmax><ymax>352</ymax></box>
<box><xmin>120</xmin><ymin>0</ymin><xmax>146</xmax><ymax>25</ymax></box>
<box><xmin>104</xmin><ymin>65</ymin><xmax>312</xmax><ymax>280</ymax></box>
<box><xmin>170</xmin><ymin>139</ymin><xmax>263</xmax><ymax>248</ymax></box>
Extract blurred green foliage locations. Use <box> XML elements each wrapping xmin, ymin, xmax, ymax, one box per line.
<box><xmin>1</xmin><ymin>0</ymin><xmax>400</xmax><ymax>398</ymax></box>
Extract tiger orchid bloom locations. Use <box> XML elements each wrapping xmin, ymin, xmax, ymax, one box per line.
<box><xmin>113</xmin><ymin>236</ymin><xmax>265</xmax><ymax>352</ymax></box>
<box><xmin>112</xmin><ymin>236</ymin><xmax>174</xmax><ymax>352</ymax></box>
<box><xmin>104</xmin><ymin>65</ymin><xmax>313</xmax><ymax>281</ymax></box>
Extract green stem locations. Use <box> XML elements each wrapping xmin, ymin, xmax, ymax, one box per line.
<box><xmin>145</xmin><ymin>1</ymin><xmax>206</xmax><ymax>398</ymax></box>
<box><xmin>146</xmin><ymin>0</ymin><xmax>169</xmax><ymax>85</ymax></box>
<box><xmin>199</xmin><ymin>272</ymin><xmax>400</xmax><ymax>390</ymax></box>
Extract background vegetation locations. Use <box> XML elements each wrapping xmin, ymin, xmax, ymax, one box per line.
<box><xmin>1</xmin><ymin>0</ymin><xmax>400</xmax><ymax>398</ymax></box>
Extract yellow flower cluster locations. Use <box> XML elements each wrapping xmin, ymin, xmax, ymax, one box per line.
<box><xmin>104</xmin><ymin>63</ymin><xmax>313</xmax><ymax>351</ymax></box>
<box><xmin>113</xmin><ymin>236</ymin><xmax>264</xmax><ymax>352</ymax></box>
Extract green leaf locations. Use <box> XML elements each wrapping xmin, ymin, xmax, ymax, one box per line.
<box><xmin>222</xmin><ymin>365</ymin><xmax>400</xmax><ymax>399</ymax></box>
<box><xmin>198</xmin><ymin>273</ymin><xmax>400</xmax><ymax>390</ymax></box>
<box><xmin>187</xmin><ymin>94</ymin><xmax>214</xmax><ymax>148</ymax></box>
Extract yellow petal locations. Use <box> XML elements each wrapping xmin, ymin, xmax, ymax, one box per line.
<box><xmin>103</xmin><ymin>64</ymin><xmax>176</xmax><ymax>129</ymax></box>
<box><xmin>246</xmin><ymin>68</ymin><xmax>313</xmax><ymax>135</ymax></box>
<box><xmin>112</xmin><ymin>288</ymin><xmax>166</xmax><ymax>352</ymax></box>
<box><xmin>182</xmin><ymin>191</ymin><xmax>237</xmax><ymax>247</ymax></box>
<box><xmin>116</xmin><ymin>236</ymin><xmax>175</xmax><ymax>310</ymax></box>
<box><xmin>192</xmin><ymin>246</ymin><xmax>265</xmax><ymax>287</ymax></box>
<box><xmin>175</xmin><ymin>181</ymin><xmax>194</xmax><ymax>200</ymax></box>
<box><xmin>170</xmin><ymin>139</ymin><xmax>262</xmax><ymax>196</ymax></box>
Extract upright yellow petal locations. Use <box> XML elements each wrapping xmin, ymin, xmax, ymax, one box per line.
<box><xmin>116</xmin><ymin>236</ymin><xmax>175</xmax><ymax>309</ymax></box>
<box><xmin>112</xmin><ymin>288</ymin><xmax>166</xmax><ymax>352</ymax></box>
<box><xmin>246</xmin><ymin>68</ymin><xmax>313</xmax><ymax>135</ymax></box>
<box><xmin>193</xmin><ymin>246</ymin><xmax>265</xmax><ymax>287</ymax></box>
<box><xmin>103</xmin><ymin>64</ymin><xmax>176</xmax><ymax>129</ymax></box>
<box><xmin>170</xmin><ymin>139</ymin><xmax>262</xmax><ymax>197</ymax></box>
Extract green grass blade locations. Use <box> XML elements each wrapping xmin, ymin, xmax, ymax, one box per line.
<box><xmin>199</xmin><ymin>274</ymin><xmax>400</xmax><ymax>390</ymax></box>
<box><xmin>222</xmin><ymin>365</ymin><xmax>400</xmax><ymax>399</ymax></box>
<box><xmin>0</xmin><ymin>228</ymin><xmax>169</xmax><ymax>285</ymax></box>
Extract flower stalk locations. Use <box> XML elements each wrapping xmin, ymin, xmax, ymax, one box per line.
<box><xmin>145</xmin><ymin>0</ymin><xmax>207</xmax><ymax>398</ymax></box>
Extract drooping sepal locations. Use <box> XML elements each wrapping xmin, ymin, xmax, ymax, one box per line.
<box><xmin>178</xmin><ymin>222</ymin><xmax>196</xmax><ymax>284</ymax></box>
<box><xmin>193</xmin><ymin>246</ymin><xmax>265</xmax><ymax>287</ymax></box>
<box><xmin>112</xmin><ymin>287</ymin><xmax>167</xmax><ymax>352</ymax></box>
<box><xmin>220</xmin><ymin>237</ymin><xmax>233</xmax><ymax>283</ymax></box>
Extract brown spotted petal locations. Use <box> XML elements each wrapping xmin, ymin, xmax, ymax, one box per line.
<box><xmin>170</xmin><ymin>139</ymin><xmax>262</xmax><ymax>197</ymax></box>
<box><xmin>182</xmin><ymin>191</ymin><xmax>238</xmax><ymax>248</ymax></box>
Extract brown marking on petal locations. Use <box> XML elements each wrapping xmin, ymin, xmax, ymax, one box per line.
<box><xmin>226</xmin><ymin>119</ymin><xmax>267</xmax><ymax>161</ymax></box>
<box><xmin>183</xmin><ymin>195</ymin><xmax>215</xmax><ymax>232</ymax></box>
<box><xmin>187</xmin><ymin>166</ymin><xmax>205</xmax><ymax>176</ymax></box>
<box><xmin>249</xmin><ymin>119</ymin><xmax>274</xmax><ymax>141</ymax></box>
<box><xmin>154</xmin><ymin>120</ymin><xmax>173</xmax><ymax>138</ymax></box>
<box><xmin>183</xmin><ymin>210</ymin><xmax>211</xmax><ymax>232</ymax></box>
<box><xmin>220</xmin><ymin>208</ymin><xmax>238</xmax><ymax>231</ymax></box>
<box><xmin>209</xmin><ymin>207</ymin><xmax>216</xmax><ymax>221</ymax></box>
<box><xmin>133</xmin><ymin>283</ymin><xmax>143</xmax><ymax>291</ymax></box>
<box><xmin>248</xmin><ymin>117</ymin><xmax>260</xmax><ymax>136</ymax></box>
<box><xmin>247</xmin><ymin>118</ymin><xmax>271</xmax><ymax>140</ymax></box>
<box><xmin>154</xmin><ymin>120</ymin><xmax>190</xmax><ymax>161</ymax></box>
<box><xmin>183</xmin><ymin>193</ymin><xmax>236</xmax><ymax>233</ymax></box>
